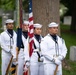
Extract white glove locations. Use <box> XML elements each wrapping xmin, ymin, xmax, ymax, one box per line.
<box><xmin>34</xmin><ymin>49</ymin><xmax>39</xmax><ymax>52</ymax></box>
<box><xmin>23</xmin><ymin>66</ymin><xmax>28</xmax><ymax>72</ymax></box>
<box><xmin>12</xmin><ymin>61</ymin><xmax>18</xmax><ymax>65</ymax></box>
<box><xmin>26</xmin><ymin>62</ymin><xmax>30</xmax><ymax>68</ymax></box>
<box><xmin>58</xmin><ymin>55</ymin><xmax>64</xmax><ymax>61</ymax></box>
<box><xmin>12</xmin><ymin>57</ymin><xmax>18</xmax><ymax>65</ymax></box>
<box><xmin>40</xmin><ymin>56</ymin><xmax>44</xmax><ymax>62</ymax></box>
<box><xmin>12</xmin><ymin>57</ymin><xmax>16</xmax><ymax>62</ymax></box>
<box><xmin>54</xmin><ymin>58</ymin><xmax>61</xmax><ymax>65</ymax></box>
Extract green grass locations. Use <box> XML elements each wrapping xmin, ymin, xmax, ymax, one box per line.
<box><xmin>60</xmin><ymin>25</ymin><xmax>76</xmax><ymax>59</ymax></box>
<box><xmin>63</xmin><ymin>60</ymin><xmax>76</xmax><ymax>75</ymax></box>
<box><xmin>60</xmin><ymin>24</ymin><xmax>76</xmax><ymax>75</ymax></box>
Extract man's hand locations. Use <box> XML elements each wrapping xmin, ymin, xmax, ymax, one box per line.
<box><xmin>40</xmin><ymin>56</ymin><xmax>44</xmax><ymax>62</ymax></box>
<box><xmin>24</xmin><ymin>66</ymin><xmax>28</xmax><ymax>72</ymax></box>
<box><xmin>25</xmin><ymin>61</ymin><xmax>30</xmax><ymax>68</ymax></box>
<box><xmin>12</xmin><ymin>57</ymin><xmax>18</xmax><ymax>65</ymax></box>
<box><xmin>34</xmin><ymin>49</ymin><xmax>39</xmax><ymax>52</ymax></box>
<box><xmin>54</xmin><ymin>58</ymin><xmax>61</xmax><ymax>65</ymax></box>
<box><xmin>57</xmin><ymin>55</ymin><xmax>64</xmax><ymax>61</ymax></box>
<box><xmin>12</xmin><ymin>61</ymin><xmax>18</xmax><ymax>65</ymax></box>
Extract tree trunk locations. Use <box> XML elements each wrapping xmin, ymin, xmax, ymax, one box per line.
<box><xmin>32</xmin><ymin>0</ymin><xmax>60</xmax><ymax>36</ymax></box>
<box><xmin>70</xmin><ymin>0</ymin><xmax>76</xmax><ymax>32</ymax></box>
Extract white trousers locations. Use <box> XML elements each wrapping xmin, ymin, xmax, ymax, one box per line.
<box><xmin>44</xmin><ymin>63</ymin><xmax>62</xmax><ymax>75</ymax></box>
<box><xmin>17</xmin><ymin>58</ymin><xmax>24</xmax><ymax>75</ymax></box>
<box><xmin>30</xmin><ymin>62</ymin><xmax>44</xmax><ymax>75</ymax></box>
<box><xmin>2</xmin><ymin>53</ymin><xmax>12</xmax><ymax>75</ymax></box>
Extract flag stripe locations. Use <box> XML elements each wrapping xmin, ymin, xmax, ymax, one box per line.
<box><xmin>29</xmin><ymin>25</ymin><xmax>33</xmax><ymax>29</ymax></box>
<box><xmin>29</xmin><ymin>17</ymin><xmax>33</xmax><ymax>22</ymax></box>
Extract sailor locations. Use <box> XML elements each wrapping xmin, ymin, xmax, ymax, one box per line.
<box><xmin>40</xmin><ymin>22</ymin><xmax>67</xmax><ymax>75</ymax></box>
<box><xmin>17</xmin><ymin>20</ymin><xmax>30</xmax><ymax>75</ymax></box>
<box><xmin>0</xmin><ymin>19</ymin><xmax>17</xmax><ymax>75</ymax></box>
<box><xmin>30</xmin><ymin>23</ymin><xmax>44</xmax><ymax>75</ymax></box>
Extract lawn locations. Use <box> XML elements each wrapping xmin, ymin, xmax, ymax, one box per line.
<box><xmin>60</xmin><ymin>24</ymin><xmax>76</xmax><ymax>75</ymax></box>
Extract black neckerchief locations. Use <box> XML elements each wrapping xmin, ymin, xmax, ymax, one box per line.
<box><xmin>7</xmin><ymin>29</ymin><xmax>13</xmax><ymax>37</ymax></box>
<box><xmin>34</xmin><ymin>34</ymin><xmax>41</xmax><ymax>43</ymax></box>
<box><xmin>6</xmin><ymin>29</ymin><xmax>14</xmax><ymax>50</ymax></box>
<box><xmin>22</xmin><ymin>31</ymin><xmax>28</xmax><ymax>39</ymax></box>
<box><xmin>50</xmin><ymin>34</ymin><xmax>57</xmax><ymax>43</ymax></box>
<box><xmin>50</xmin><ymin>34</ymin><xmax>59</xmax><ymax>56</ymax></box>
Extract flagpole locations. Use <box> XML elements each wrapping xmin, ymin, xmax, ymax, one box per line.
<box><xmin>10</xmin><ymin>0</ymin><xmax>21</xmax><ymax>75</ymax></box>
<box><xmin>5</xmin><ymin>56</ymin><xmax>13</xmax><ymax>75</ymax></box>
<box><xmin>15</xmin><ymin>0</ymin><xmax>23</xmax><ymax>75</ymax></box>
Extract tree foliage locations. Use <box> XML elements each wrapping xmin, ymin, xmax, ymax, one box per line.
<box><xmin>60</xmin><ymin>0</ymin><xmax>73</xmax><ymax>16</ymax></box>
<box><xmin>0</xmin><ymin>0</ymin><xmax>15</xmax><ymax>10</ymax></box>
<box><xmin>0</xmin><ymin>0</ymin><xmax>29</xmax><ymax>12</ymax></box>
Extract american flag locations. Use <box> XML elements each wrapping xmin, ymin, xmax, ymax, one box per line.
<box><xmin>28</xmin><ymin>0</ymin><xmax>34</xmax><ymax>57</ymax></box>
<box><xmin>23</xmin><ymin>0</ymin><xmax>34</xmax><ymax>75</ymax></box>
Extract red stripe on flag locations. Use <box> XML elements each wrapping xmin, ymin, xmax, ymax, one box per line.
<box><xmin>29</xmin><ymin>25</ymin><xmax>34</xmax><ymax>29</ymax></box>
<box><xmin>29</xmin><ymin>40</ymin><xmax>34</xmax><ymax>56</ymax></box>
<box><xmin>29</xmin><ymin>34</ymin><xmax>34</xmax><ymax>38</ymax></box>
<box><xmin>29</xmin><ymin>17</ymin><xmax>33</xmax><ymax>22</ymax></box>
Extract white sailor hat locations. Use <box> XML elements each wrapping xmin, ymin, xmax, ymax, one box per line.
<box><xmin>34</xmin><ymin>23</ymin><xmax>42</xmax><ymax>28</ymax></box>
<box><xmin>48</xmin><ymin>22</ymin><xmax>58</xmax><ymax>27</ymax></box>
<box><xmin>5</xmin><ymin>19</ymin><xmax>14</xmax><ymax>24</ymax></box>
<box><xmin>23</xmin><ymin>21</ymin><xmax>29</xmax><ymax>25</ymax></box>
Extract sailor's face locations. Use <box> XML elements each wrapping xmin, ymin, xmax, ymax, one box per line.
<box><xmin>49</xmin><ymin>27</ymin><xmax>58</xmax><ymax>35</ymax></box>
<box><xmin>6</xmin><ymin>23</ymin><xmax>14</xmax><ymax>30</ymax></box>
<box><xmin>22</xmin><ymin>24</ymin><xmax>29</xmax><ymax>31</ymax></box>
<box><xmin>34</xmin><ymin>28</ymin><xmax>42</xmax><ymax>35</ymax></box>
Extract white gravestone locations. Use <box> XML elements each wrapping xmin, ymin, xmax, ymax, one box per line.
<box><xmin>64</xmin><ymin>16</ymin><xmax>71</xmax><ymax>25</ymax></box>
<box><xmin>70</xmin><ymin>46</ymin><xmax>76</xmax><ymax>61</ymax></box>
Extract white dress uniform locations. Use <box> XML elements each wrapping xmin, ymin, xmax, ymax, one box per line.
<box><xmin>17</xmin><ymin>34</ymin><xmax>29</xmax><ymax>75</ymax></box>
<box><xmin>0</xmin><ymin>30</ymin><xmax>17</xmax><ymax>75</ymax></box>
<box><xmin>40</xmin><ymin>22</ymin><xmax>67</xmax><ymax>75</ymax></box>
<box><xmin>17</xmin><ymin>20</ymin><xmax>29</xmax><ymax>75</ymax></box>
<box><xmin>30</xmin><ymin>23</ymin><xmax>44</xmax><ymax>75</ymax></box>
